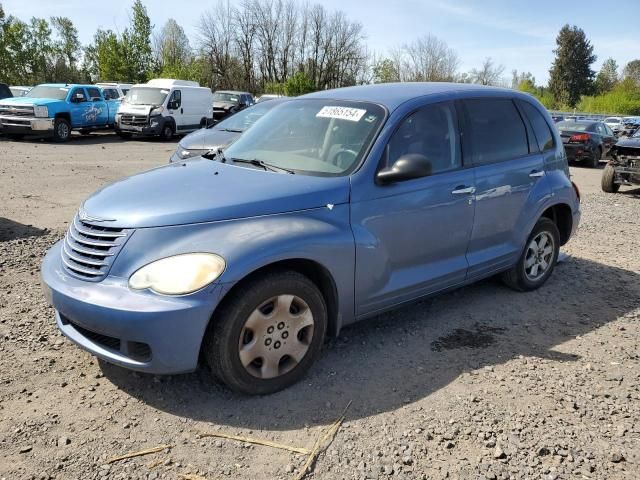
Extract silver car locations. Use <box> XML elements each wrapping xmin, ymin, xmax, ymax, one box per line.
<box><xmin>170</xmin><ymin>99</ymin><xmax>286</xmax><ymax>163</ymax></box>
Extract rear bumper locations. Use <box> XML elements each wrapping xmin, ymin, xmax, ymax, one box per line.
<box><xmin>41</xmin><ymin>241</ymin><xmax>228</xmax><ymax>374</ymax></box>
<box><xmin>564</xmin><ymin>144</ymin><xmax>593</xmax><ymax>161</ymax></box>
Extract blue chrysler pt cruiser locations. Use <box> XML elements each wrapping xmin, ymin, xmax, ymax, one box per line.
<box><xmin>41</xmin><ymin>83</ymin><xmax>580</xmax><ymax>394</ymax></box>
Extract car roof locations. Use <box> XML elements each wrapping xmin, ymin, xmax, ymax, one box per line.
<box><xmin>215</xmin><ymin>90</ymin><xmax>251</xmax><ymax>95</ymax></box>
<box><xmin>301</xmin><ymin>82</ymin><xmax>524</xmax><ymax>112</ymax></box>
<box><xmin>558</xmin><ymin>120</ymin><xmax>598</xmax><ymax>126</ymax></box>
<box><xmin>37</xmin><ymin>83</ymin><xmax>96</xmax><ymax>88</ymax></box>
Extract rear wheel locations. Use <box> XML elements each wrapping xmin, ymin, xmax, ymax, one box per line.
<box><xmin>52</xmin><ymin>118</ymin><xmax>71</xmax><ymax>142</ymax></box>
<box><xmin>204</xmin><ymin>271</ymin><xmax>327</xmax><ymax>395</ymax></box>
<box><xmin>601</xmin><ymin>164</ymin><xmax>620</xmax><ymax>193</ymax></box>
<box><xmin>502</xmin><ymin>218</ymin><xmax>560</xmax><ymax>292</ymax></box>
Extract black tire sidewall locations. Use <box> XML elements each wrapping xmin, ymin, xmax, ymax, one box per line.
<box><xmin>205</xmin><ymin>271</ymin><xmax>327</xmax><ymax>395</ymax></box>
<box><xmin>161</xmin><ymin>122</ymin><xmax>174</xmax><ymax>140</ymax></box>
<box><xmin>601</xmin><ymin>165</ymin><xmax>619</xmax><ymax>193</ymax></box>
<box><xmin>513</xmin><ymin>218</ymin><xmax>560</xmax><ymax>291</ymax></box>
<box><xmin>53</xmin><ymin>118</ymin><xmax>71</xmax><ymax>142</ymax></box>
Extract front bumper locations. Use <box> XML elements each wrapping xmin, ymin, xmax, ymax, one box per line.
<box><xmin>116</xmin><ymin>116</ymin><xmax>163</xmax><ymax>136</ymax></box>
<box><xmin>41</xmin><ymin>241</ymin><xmax>228</xmax><ymax>374</ymax></box>
<box><xmin>0</xmin><ymin>116</ymin><xmax>54</xmax><ymax>134</ymax></box>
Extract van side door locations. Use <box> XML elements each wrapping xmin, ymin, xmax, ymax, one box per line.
<box><xmin>460</xmin><ymin>97</ymin><xmax>550</xmax><ymax>279</ymax></box>
<box><xmin>351</xmin><ymin>101</ymin><xmax>475</xmax><ymax>317</ymax></box>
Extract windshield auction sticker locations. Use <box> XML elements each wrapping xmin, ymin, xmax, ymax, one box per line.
<box><xmin>316</xmin><ymin>106</ymin><xmax>367</xmax><ymax>122</ymax></box>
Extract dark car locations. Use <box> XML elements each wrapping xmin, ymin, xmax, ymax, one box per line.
<box><xmin>556</xmin><ymin>120</ymin><xmax>616</xmax><ymax>168</ymax></box>
<box><xmin>551</xmin><ymin>115</ymin><xmax>564</xmax><ymax>123</ymax></box>
<box><xmin>602</xmin><ymin>128</ymin><xmax>640</xmax><ymax>192</ymax></box>
<box><xmin>170</xmin><ymin>98</ymin><xmax>286</xmax><ymax>163</ymax></box>
<box><xmin>212</xmin><ymin>90</ymin><xmax>254</xmax><ymax>121</ymax></box>
<box><xmin>0</xmin><ymin>83</ymin><xmax>12</xmax><ymax>100</ymax></box>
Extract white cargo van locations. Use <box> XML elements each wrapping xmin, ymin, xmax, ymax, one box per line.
<box><xmin>115</xmin><ymin>79</ymin><xmax>213</xmax><ymax>140</ymax></box>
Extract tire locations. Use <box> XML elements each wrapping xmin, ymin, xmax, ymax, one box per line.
<box><xmin>52</xmin><ymin>118</ymin><xmax>71</xmax><ymax>142</ymax></box>
<box><xmin>601</xmin><ymin>164</ymin><xmax>620</xmax><ymax>193</ymax></box>
<box><xmin>589</xmin><ymin>147</ymin><xmax>601</xmax><ymax>168</ymax></box>
<box><xmin>204</xmin><ymin>270</ymin><xmax>327</xmax><ymax>395</ymax></box>
<box><xmin>116</xmin><ymin>130</ymin><xmax>132</xmax><ymax>139</ymax></box>
<box><xmin>160</xmin><ymin>123</ymin><xmax>174</xmax><ymax>141</ymax></box>
<box><xmin>502</xmin><ymin>218</ymin><xmax>560</xmax><ymax>292</ymax></box>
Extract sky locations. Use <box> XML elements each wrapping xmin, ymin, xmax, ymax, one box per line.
<box><xmin>3</xmin><ymin>0</ymin><xmax>639</xmax><ymax>85</ymax></box>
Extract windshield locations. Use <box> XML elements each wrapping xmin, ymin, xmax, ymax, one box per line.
<box><xmin>557</xmin><ymin>121</ymin><xmax>593</xmax><ymax>132</ymax></box>
<box><xmin>124</xmin><ymin>87</ymin><xmax>168</xmax><ymax>105</ymax></box>
<box><xmin>26</xmin><ymin>85</ymin><xmax>69</xmax><ymax>100</ymax></box>
<box><xmin>213</xmin><ymin>92</ymin><xmax>240</xmax><ymax>103</ymax></box>
<box><xmin>222</xmin><ymin>99</ymin><xmax>386</xmax><ymax>176</ymax></box>
<box><xmin>214</xmin><ymin>101</ymin><xmax>282</xmax><ymax>132</ymax></box>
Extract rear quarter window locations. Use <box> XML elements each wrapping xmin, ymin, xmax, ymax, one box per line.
<box><xmin>462</xmin><ymin>98</ymin><xmax>529</xmax><ymax>165</ymax></box>
<box><xmin>519</xmin><ymin>101</ymin><xmax>555</xmax><ymax>151</ymax></box>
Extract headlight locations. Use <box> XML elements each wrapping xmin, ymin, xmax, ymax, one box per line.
<box><xmin>129</xmin><ymin>253</ymin><xmax>226</xmax><ymax>295</ymax></box>
<box><xmin>34</xmin><ymin>106</ymin><xmax>48</xmax><ymax>118</ymax></box>
<box><xmin>175</xmin><ymin>147</ymin><xmax>210</xmax><ymax>160</ymax></box>
<box><xmin>150</xmin><ymin>106</ymin><xmax>164</xmax><ymax>116</ymax></box>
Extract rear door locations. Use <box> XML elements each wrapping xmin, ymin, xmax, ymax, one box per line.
<box><xmin>460</xmin><ymin>97</ymin><xmax>549</xmax><ymax>278</ymax></box>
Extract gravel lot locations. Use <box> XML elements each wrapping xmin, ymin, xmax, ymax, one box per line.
<box><xmin>1</xmin><ymin>133</ymin><xmax>639</xmax><ymax>480</ymax></box>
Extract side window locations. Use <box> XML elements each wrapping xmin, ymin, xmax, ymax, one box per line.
<box><xmin>385</xmin><ymin>102</ymin><xmax>461</xmax><ymax>175</ymax></box>
<box><xmin>103</xmin><ymin>89</ymin><xmax>117</xmax><ymax>100</ymax></box>
<box><xmin>121</xmin><ymin>88</ymin><xmax>129</xmax><ymax>96</ymax></box>
<box><xmin>519</xmin><ymin>101</ymin><xmax>555</xmax><ymax>151</ymax></box>
<box><xmin>86</xmin><ymin>87</ymin><xmax>101</xmax><ymax>101</ymax></box>
<box><xmin>70</xmin><ymin>88</ymin><xmax>87</xmax><ymax>103</ymax></box>
<box><xmin>462</xmin><ymin>98</ymin><xmax>529</xmax><ymax>165</ymax></box>
<box><xmin>170</xmin><ymin>90</ymin><xmax>181</xmax><ymax>108</ymax></box>
<box><xmin>602</xmin><ymin>124</ymin><xmax>614</xmax><ymax>136</ymax></box>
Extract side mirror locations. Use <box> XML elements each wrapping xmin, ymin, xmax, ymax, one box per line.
<box><xmin>73</xmin><ymin>93</ymin><xmax>84</xmax><ymax>102</ymax></box>
<box><xmin>168</xmin><ymin>101</ymin><xmax>178</xmax><ymax>110</ymax></box>
<box><xmin>376</xmin><ymin>153</ymin><xmax>432</xmax><ymax>185</ymax></box>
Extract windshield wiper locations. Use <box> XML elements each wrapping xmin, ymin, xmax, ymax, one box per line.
<box><xmin>217</xmin><ymin>128</ymin><xmax>244</xmax><ymax>133</ymax></box>
<box><xmin>231</xmin><ymin>158</ymin><xmax>295</xmax><ymax>174</ymax></box>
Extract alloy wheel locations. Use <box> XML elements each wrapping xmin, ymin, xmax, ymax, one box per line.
<box><xmin>524</xmin><ymin>232</ymin><xmax>555</xmax><ymax>281</ymax></box>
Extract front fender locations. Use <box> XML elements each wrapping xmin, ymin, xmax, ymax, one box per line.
<box><xmin>110</xmin><ymin>205</ymin><xmax>356</xmax><ymax>328</ymax></box>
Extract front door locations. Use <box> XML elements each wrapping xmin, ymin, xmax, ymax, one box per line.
<box><xmin>167</xmin><ymin>89</ymin><xmax>183</xmax><ymax>130</ymax></box>
<box><xmin>68</xmin><ymin>87</ymin><xmax>89</xmax><ymax>127</ymax></box>
<box><xmin>352</xmin><ymin>101</ymin><xmax>475</xmax><ymax>317</ymax></box>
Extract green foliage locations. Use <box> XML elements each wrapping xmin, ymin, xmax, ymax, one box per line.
<box><xmin>549</xmin><ymin>24</ymin><xmax>596</xmax><ymax>107</ymax></box>
<box><xmin>284</xmin><ymin>72</ymin><xmax>314</xmax><ymax>96</ymax></box>
<box><xmin>594</xmin><ymin>58</ymin><xmax>618</xmax><ymax>94</ymax></box>
<box><xmin>578</xmin><ymin>78</ymin><xmax>640</xmax><ymax>115</ymax></box>
<box><xmin>516</xmin><ymin>80</ymin><xmax>556</xmax><ymax>109</ymax></box>
<box><xmin>373</xmin><ymin>59</ymin><xmax>399</xmax><ymax>83</ymax></box>
<box><xmin>264</xmin><ymin>82</ymin><xmax>286</xmax><ymax>95</ymax></box>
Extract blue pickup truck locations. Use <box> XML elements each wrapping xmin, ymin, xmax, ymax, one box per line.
<box><xmin>0</xmin><ymin>84</ymin><xmax>120</xmax><ymax>142</ymax></box>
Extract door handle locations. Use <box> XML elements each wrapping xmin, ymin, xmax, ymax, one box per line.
<box><xmin>529</xmin><ymin>170</ymin><xmax>545</xmax><ymax>178</ymax></box>
<box><xmin>451</xmin><ymin>186</ymin><xmax>476</xmax><ymax>195</ymax></box>
<box><xmin>180</xmin><ymin>108</ymin><xmax>183</xmax><ymax>114</ymax></box>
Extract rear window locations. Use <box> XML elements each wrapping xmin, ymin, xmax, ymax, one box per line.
<box><xmin>605</xmin><ymin>117</ymin><xmax>620</xmax><ymax>124</ymax></box>
<box><xmin>462</xmin><ymin>98</ymin><xmax>529</xmax><ymax>165</ymax></box>
<box><xmin>519</xmin><ymin>101</ymin><xmax>555</xmax><ymax>151</ymax></box>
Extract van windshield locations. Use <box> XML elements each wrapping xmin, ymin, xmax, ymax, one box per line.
<box><xmin>222</xmin><ymin>99</ymin><xmax>386</xmax><ymax>176</ymax></box>
<box><xmin>124</xmin><ymin>87</ymin><xmax>169</xmax><ymax>105</ymax></box>
<box><xmin>26</xmin><ymin>85</ymin><xmax>69</xmax><ymax>100</ymax></box>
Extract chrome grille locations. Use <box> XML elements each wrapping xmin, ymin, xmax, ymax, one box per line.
<box><xmin>0</xmin><ymin>105</ymin><xmax>35</xmax><ymax>117</ymax></box>
<box><xmin>61</xmin><ymin>215</ymin><xmax>131</xmax><ymax>280</ymax></box>
<box><xmin>119</xmin><ymin>114</ymin><xmax>148</xmax><ymax>126</ymax></box>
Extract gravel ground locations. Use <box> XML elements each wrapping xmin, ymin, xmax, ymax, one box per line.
<box><xmin>1</xmin><ymin>134</ymin><xmax>639</xmax><ymax>480</ymax></box>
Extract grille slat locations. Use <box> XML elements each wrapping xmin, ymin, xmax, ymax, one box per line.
<box><xmin>120</xmin><ymin>114</ymin><xmax>148</xmax><ymax>126</ymax></box>
<box><xmin>0</xmin><ymin>105</ymin><xmax>35</xmax><ymax>117</ymax></box>
<box><xmin>61</xmin><ymin>214</ymin><xmax>131</xmax><ymax>280</ymax></box>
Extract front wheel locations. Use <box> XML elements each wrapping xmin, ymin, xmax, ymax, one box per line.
<box><xmin>160</xmin><ymin>123</ymin><xmax>174</xmax><ymax>141</ymax></box>
<box><xmin>502</xmin><ymin>218</ymin><xmax>560</xmax><ymax>292</ymax></box>
<box><xmin>53</xmin><ymin>118</ymin><xmax>71</xmax><ymax>142</ymax></box>
<box><xmin>204</xmin><ymin>271</ymin><xmax>327</xmax><ymax>395</ymax></box>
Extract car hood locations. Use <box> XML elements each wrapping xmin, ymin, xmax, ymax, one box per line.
<box><xmin>81</xmin><ymin>158</ymin><xmax>350</xmax><ymax>228</ymax></box>
<box><xmin>117</xmin><ymin>104</ymin><xmax>154</xmax><ymax>115</ymax></box>
<box><xmin>179</xmin><ymin>127</ymin><xmax>240</xmax><ymax>150</ymax></box>
<box><xmin>0</xmin><ymin>97</ymin><xmax>64</xmax><ymax>107</ymax></box>
<box><xmin>615</xmin><ymin>137</ymin><xmax>640</xmax><ymax>148</ymax></box>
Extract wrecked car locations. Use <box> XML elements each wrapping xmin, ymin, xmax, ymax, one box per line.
<box><xmin>602</xmin><ymin>128</ymin><xmax>640</xmax><ymax>192</ymax></box>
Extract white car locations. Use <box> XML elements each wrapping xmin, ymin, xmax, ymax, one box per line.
<box><xmin>604</xmin><ymin>116</ymin><xmax>624</xmax><ymax>134</ymax></box>
<box><xmin>116</xmin><ymin>79</ymin><xmax>213</xmax><ymax>140</ymax></box>
<box><xmin>9</xmin><ymin>86</ymin><xmax>31</xmax><ymax>97</ymax></box>
<box><xmin>95</xmin><ymin>82</ymin><xmax>133</xmax><ymax>99</ymax></box>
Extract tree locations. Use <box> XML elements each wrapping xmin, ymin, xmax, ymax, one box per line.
<box><xmin>154</xmin><ymin>19</ymin><xmax>191</xmax><ymax>74</ymax></box>
<box><xmin>469</xmin><ymin>57</ymin><xmax>505</xmax><ymax>86</ymax></box>
<box><xmin>511</xmin><ymin>70</ymin><xmax>535</xmax><ymax>89</ymax></box>
<box><xmin>622</xmin><ymin>60</ymin><xmax>640</xmax><ymax>85</ymax></box>
<box><xmin>397</xmin><ymin>34</ymin><xmax>458</xmax><ymax>82</ymax></box>
<box><xmin>372</xmin><ymin>58</ymin><xmax>399</xmax><ymax>83</ymax></box>
<box><xmin>284</xmin><ymin>71</ymin><xmax>314</xmax><ymax>96</ymax></box>
<box><xmin>594</xmin><ymin>58</ymin><xmax>618</xmax><ymax>94</ymax></box>
<box><xmin>51</xmin><ymin>16</ymin><xmax>82</xmax><ymax>82</ymax></box>
<box><xmin>122</xmin><ymin>0</ymin><xmax>154</xmax><ymax>82</ymax></box>
<box><xmin>548</xmin><ymin>24</ymin><xmax>596</xmax><ymax>107</ymax></box>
